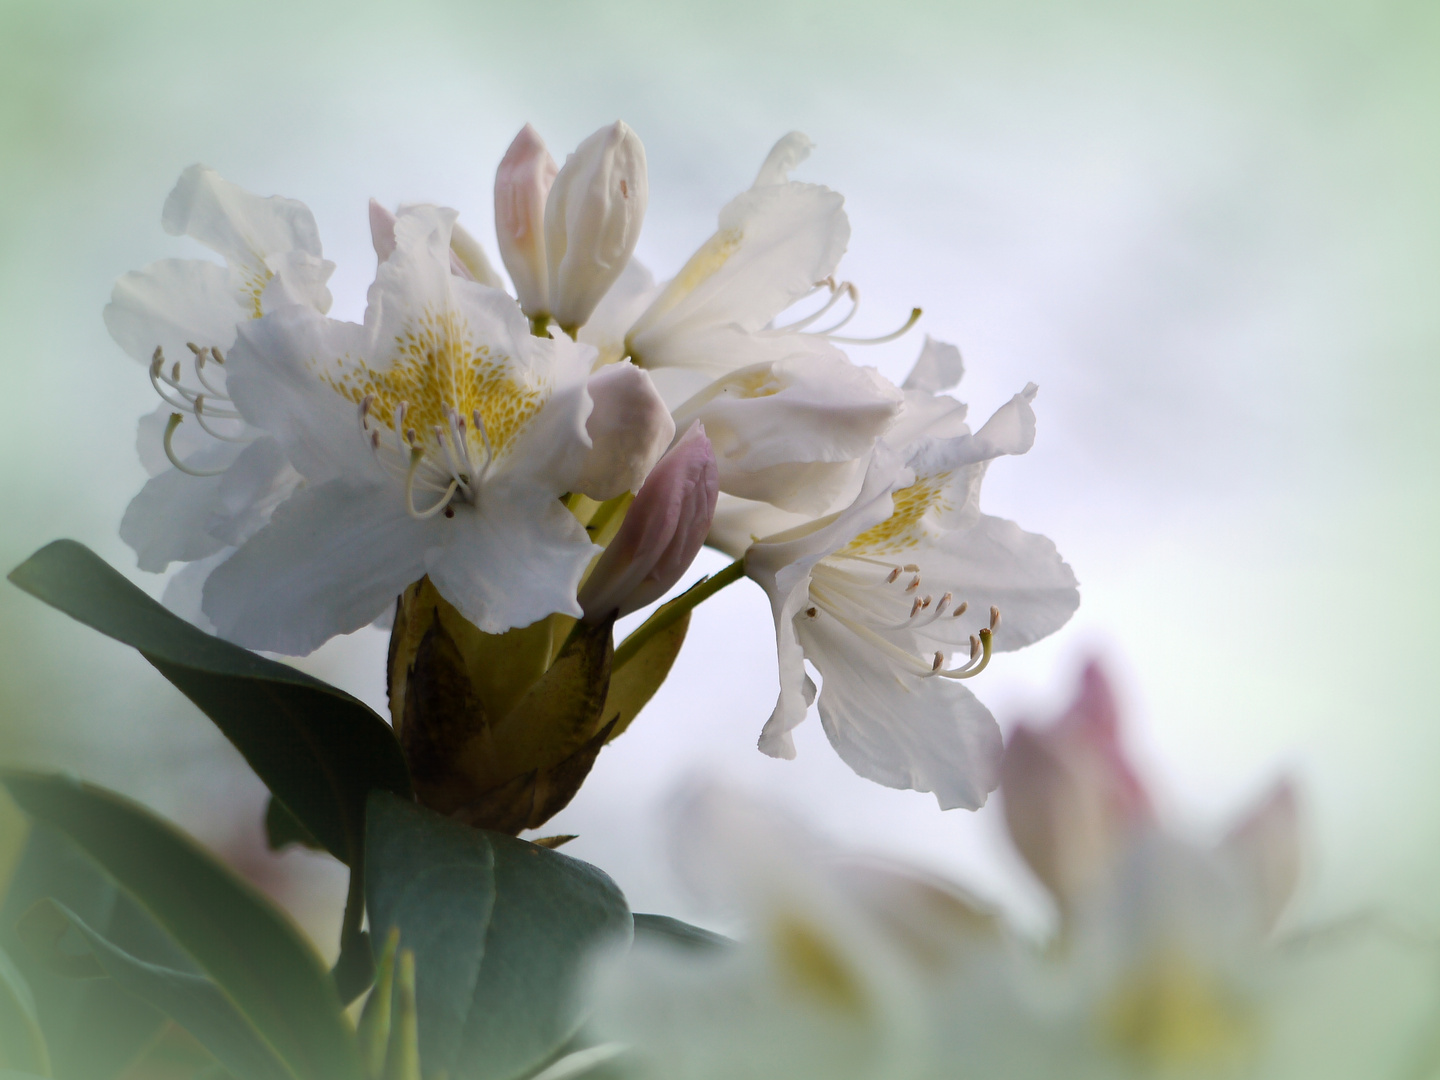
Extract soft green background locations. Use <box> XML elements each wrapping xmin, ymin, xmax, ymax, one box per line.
<box><xmin>1</xmin><ymin>0</ymin><xmax>1436</xmax><ymax>942</ymax></box>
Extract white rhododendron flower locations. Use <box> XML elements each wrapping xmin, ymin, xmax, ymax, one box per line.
<box><xmin>592</xmin><ymin>686</ymin><xmax>1440</xmax><ymax>1080</ymax></box>
<box><xmin>105</xmin><ymin>165</ymin><xmax>333</xmax><ymax>581</ymax></box>
<box><xmin>933</xmin><ymin>665</ymin><xmax>1440</xmax><ymax>1080</ymax></box>
<box><xmin>199</xmin><ymin>203</ymin><xmax>670</xmax><ymax>654</ymax></box>
<box><xmin>591</xmin><ymin>783</ymin><xmax>944</xmax><ymax>1080</ymax></box>
<box><xmin>710</xmin><ymin>351</ymin><xmax>1078</xmax><ymax>810</ymax></box>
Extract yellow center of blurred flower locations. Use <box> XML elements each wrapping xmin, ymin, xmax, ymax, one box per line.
<box><xmin>772</xmin><ymin>912</ymin><xmax>868</xmax><ymax>1017</ymax></box>
<box><xmin>1098</xmin><ymin>951</ymin><xmax>1257</xmax><ymax>1072</ymax></box>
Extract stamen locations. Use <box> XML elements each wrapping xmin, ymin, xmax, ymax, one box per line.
<box><xmin>805</xmin><ymin>606</ymin><xmax>818</xmax><ymax>618</ymax></box>
<box><xmin>932</xmin><ymin>652</ymin><xmax>943</xmax><ymax>672</ymax></box>
<box><xmin>990</xmin><ymin>605</ymin><xmax>1001</xmax><ymax>630</ymax></box>
<box><xmin>210</xmin><ymin>347</ymin><xmax>226</xmax><ymax>364</ymax></box>
<box><xmin>909</xmin><ymin>597</ymin><xmax>923</xmax><ymax>619</ymax></box>
<box><xmin>885</xmin><ymin>567</ymin><xmax>900</xmax><ymax>584</ymax></box>
<box><xmin>472</xmin><ymin>409</ymin><xmax>495</xmax><ymax>480</ymax></box>
<box><xmin>405</xmin><ymin>447</ymin><xmax>459</xmax><ymax>520</ymax></box>
<box><xmin>192</xmin><ymin>397</ymin><xmax>249</xmax><ymax>442</ymax></box>
<box><xmin>903</xmin><ymin>564</ymin><xmax>919</xmax><ymax>573</ymax></box>
<box><xmin>905</xmin><ymin>574</ymin><xmax>921</xmax><ymax>593</ymax></box>
<box><xmin>186</xmin><ymin>342</ymin><xmax>201</xmax><ymax>355</ymax></box>
<box><xmin>951</xmin><ymin>600</ymin><xmax>968</xmax><ymax>618</ymax></box>
<box><xmin>828</xmin><ymin>306</ymin><xmax>923</xmax><ymax>346</ymax></box>
<box><xmin>931</xmin><ymin>627</ymin><xmax>994</xmax><ymax>681</ymax></box>
<box><xmin>162</xmin><ymin>414</ymin><xmax>226</xmax><ymax>477</ymax></box>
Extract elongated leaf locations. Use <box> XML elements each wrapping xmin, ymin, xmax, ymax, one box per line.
<box><xmin>17</xmin><ymin>900</ymin><xmax>288</xmax><ymax>1080</ymax></box>
<box><xmin>631</xmin><ymin>914</ymin><xmax>732</xmax><ymax>951</ymax></box>
<box><xmin>1</xmin><ymin>773</ymin><xmax>362</xmax><ymax>1080</ymax></box>
<box><xmin>7</xmin><ymin>541</ymin><xmax>410</xmax><ymax>866</ymax></box>
<box><xmin>366</xmin><ymin>793</ymin><xmax>631</xmax><ymax>1080</ymax></box>
<box><xmin>0</xmin><ymin>945</ymin><xmax>49</xmax><ymax>1075</ymax></box>
<box><xmin>0</xmin><ymin>823</ymin><xmax>177</xmax><ymax>1080</ymax></box>
<box><xmin>263</xmin><ymin>797</ymin><xmax>322</xmax><ymax>854</ymax></box>
<box><xmin>604</xmin><ymin>604</ymin><xmax>690</xmax><ymax>742</ymax></box>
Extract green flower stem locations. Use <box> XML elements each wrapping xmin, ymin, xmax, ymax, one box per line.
<box><xmin>614</xmin><ymin>557</ymin><xmax>747</xmax><ymax>671</ymax></box>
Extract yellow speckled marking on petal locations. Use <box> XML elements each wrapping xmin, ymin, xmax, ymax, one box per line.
<box><xmin>241</xmin><ymin>264</ymin><xmax>273</xmax><ymax>319</ymax></box>
<box><xmin>842</xmin><ymin>473</ymin><xmax>952</xmax><ymax>555</ymax></box>
<box><xmin>1099</xmin><ymin>952</ymin><xmax>1257</xmax><ymax>1071</ymax></box>
<box><xmin>320</xmin><ymin>305</ymin><xmax>546</xmax><ymax>457</ymax></box>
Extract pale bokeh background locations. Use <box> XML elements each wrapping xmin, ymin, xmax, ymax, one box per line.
<box><xmin>1</xmin><ymin>0</ymin><xmax>1436</xmax><ymax>944</ymax></box>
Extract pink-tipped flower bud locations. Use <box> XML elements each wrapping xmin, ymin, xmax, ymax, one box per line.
<box><xmin>580</xmin><ymin>423</ymin><xmax>718</xmax><ymax>622</ymax></box>
<box><xmin>545</xmin><ymin>120</ymin><xmax>648</xmax><ymax>335</ymax></box>
<box><xmin>1000</xmin><ymin>662</ymin><xmax>1152</xmax><ymax>912</ymax></box>
<box><xmin>574</xmin><ymin>361</ymin><xmax>676</xmax><ymax>501</ymax></box>
<box><xmin>494</xmin><ymin>123</ymin><xmax>558</xmax><ymax>317</ymax></box>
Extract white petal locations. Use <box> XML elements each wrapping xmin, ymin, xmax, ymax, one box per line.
<box><xmin>901</xmin><ymin>335</ymin><xmax>964</xmax><ymax>393</ymax></box>
<box><xmin>105</xmin><ymin>258</ymin><xmax>246</xmax><ymax>365</ymax></box>
<box><xmin>628</xmin><ymin>181</ymin><xmax>849</xmax><ymax>370</ymax></box>
<box><xmin>449</xmin><ymin>221</ymin><xmax>506</xmax><ymax>290</ymax></box>
<box><xmin>578</xmin><ymin>257</ymin><xmax>658</xmax><ymax>367</ymax></box>
<box><xmin>202</xmin><ymin>479</ymin><xmax>433</xmax><ymax>655</ymax></box>
<box><xmin>706</xmin><ymin>494</ymin><xmax>812</xmax><ymax>560</ymax></box>
<box><xmin>162</xmin><ymin>164</ymin><xmax>322</xmax><ymax>262</ymax></box>
<box><xmin>751</xmin><ymin>131</ymin><xmax>815</xmax><ymax>188</ymax></box>
<box><xmin>426</xmin><ymin>484</ymin><xmax>595</xmax><ymax>634</ymax></box>
<box><xmin>210</xmin><ymin>436</ymin><xmax>302</xmax><ymax>546</ymax></box>
<box><xmin>118</xmin><ymin>440</ymin><xmax>245</xmax><ymax>572</ymax></box>
<box><xmin>802</xmin><ymin>612</ymin><xmax>1003</xmax><ymax>810</ymax></box>
<box><xmin>226</xmin><ymin>304</ymin><xmax>379</xmax><ymax>484</ymax></box>
<box><xmin>907</xmin><ymin>513</ymin><xmax>1080</xmax><ymax>653</ymax></box>
<box><xmin>572</xmin><ymin>361</ymin><xmax>674</xmax><ymax>500</ymax></box>
<box><xmin>161</xmin><ymin>550</ymin><xmax>228</xmax><ymax>632</ymax></box>
<box><xmin>671</xmin><ymin>348</ymin><xmax>902</xmax><ymax>513</ymax></box>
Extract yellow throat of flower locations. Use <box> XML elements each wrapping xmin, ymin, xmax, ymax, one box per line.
<box><xmin>1098</xmin><ymin>950</ymin><xmax>1259</xmax><ymax>1073</ymax></box>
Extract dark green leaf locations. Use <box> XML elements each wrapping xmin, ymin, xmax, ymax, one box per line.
<box><xmin>365</xmin><ymin>792</ymin><xmax>631</xmax><ymax>1080</ymax></box>
<box><xmin>0</xmin><ymin>944</ymin><xmax>49</xmax><ymax>1075</ymax></box>
<box><xmin>631</xmin><ymin>914</ymin><xmax>732</xmax><ymax>951</ymax></box>
<box><xmin>7</xmin><ymin>541</ymin><xmax>411</xmax><ymax>867</ymax></box>
<box><xmin>0</xmin><ymin>823</ymin><xmax>178</xmax><ymax>1080</ymax></box>
<box><xmin>263</xmin><ymin>798</ymin><xmax>322</xmax><ymax>854</ymax></box>
<box><xmin>17</xmin><ymin>900</ymin><xmax>289</xmax><ymax>1080</ymax></box>
<box><xmin>1</xmin><ymin>772</ymin><xmax>362</xmax><ymax>1080</ymax></box>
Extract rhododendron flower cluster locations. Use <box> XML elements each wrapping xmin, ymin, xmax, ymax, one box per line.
<box><xmin>108</xmin><ymin>122</ymin><xmax>1078</xmax><ymax>806</ymax></box>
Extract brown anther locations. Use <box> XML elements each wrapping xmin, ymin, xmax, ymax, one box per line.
<box><xmin>932</xmin><ymin>651</ymin><xmax>944</xmax><ymax>672</ymax></box>
<box><xmin>885</xmin><ymin>567</ymin><xmax>901</xmax><ymax>584</ymax></box>
<box><xmin>989</xmin><ymin>605</ymin><xmax>1001</xmax><ymax>630</ymax></box>
<box><xmin>909</xmin><ymin>597</ymin><xmax>923</xmax><ymax>618</ymax></box>
<box><xmin>443</xmin><ymin>506</ymin><xmax>455</xmax><ymax>519</ymax></box>
<box><xmin>195</xmin><ymin>395</ymin><xmax>205</xmax><ymax>413</ymax></box>
<box><xmin>210</xmin><ymin>347</ymin><xmax>225</xmax><ymax>364</ymax></box>
<box><xmin>170</xmin><ymin>362</ymin><xmax>181</xmax><ymax>380</ymax></box>
<box><xmin>969</xmin><ymin>635</ymin><xmax>981</xmax><ymax>661</ymax></box>
<box><xmin>370</xmin><ymin>431</ymin><xmax>381</xmax><ymax>450</ymax></box>
<box><xmin>805</xmin><ymin>606</ymin><xmax>818</xmax><ymax>618</ymax></box>
<box><xmin>186</xmin><ymin>342</ymin><xmax>201</xmax><ymax>355</ymax></box>
<box><xmin>406</xmin><ymin>428</ymin><xmax>418</xmax><ymax>445</ymax></box>
<box><xmin>921</xmin><ymin>595</ymin><xmax>933</xmax><ymax>609</ymax></box>
<box><xmin>905</xmin><ymin>575</ymin><xmax>921</xmax><ymax>593</ymax></box>
<box><xmin>903</xmin><ymin>563</ymin><xmax>920</xmax><ymax>573</ymax></box>
<box><xmin>952</xmin><ymin>600</ymin><xmax>968</xmax><ymax>618</ymax></box>
<box><xmin>936</xmin><ymin>592</ymin><xmax>952</xmax><ymax>615</ymax></box>
<box><xmin>151</xmin><ymin>346</ymin><xmax>164</xmax><ymax>368</ymax></box>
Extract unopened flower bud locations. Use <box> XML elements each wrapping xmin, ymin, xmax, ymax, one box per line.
<box><xmin>580</xmin><ymin>423</ymin><xmax>718</xmax><ymax>621</ymax></box>
<box><xmin>545</xmin><ymin>120</ymin><xmax>648</xmax><ymax>335</ymax></box>
<box><xmin>1000</xmin><ymin>663</ymin><xmax>1151</xmax><ymax>913</ymax></box>
<box><xmin>574</xmin><ymin>361</ymin><xmax>675</xmax><ymax>501</ymax></box>
<box><xmin>494</xmin><ymin>124</ymin><xmax>558</xmax><ymax>318</ymax></box>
